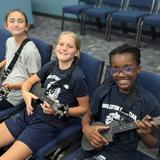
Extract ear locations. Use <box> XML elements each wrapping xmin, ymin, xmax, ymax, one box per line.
<box><xmin>75</xmin><ymin>50</ymin><xmax>80</xmax><ymax>57</ymax></box>
<box><xmin>25</xmin><ymin>24</ymin><xmax>30</xmax><ymax>31</ymax></box>
<box><xmin>137</xmin><ymin>65</ymin><xmax>141</xmax><ymax>74</ymax></box>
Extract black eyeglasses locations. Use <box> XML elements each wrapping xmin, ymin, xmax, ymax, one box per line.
<box><xmin>109</xmin><ymin>65</ymin><xmax>137</xmax><ymax>75</ymax></box>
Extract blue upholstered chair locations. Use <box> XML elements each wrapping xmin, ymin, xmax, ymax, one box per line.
<box><xmin>61</xmin><ymin>0</ymin><xmax>98</xmax><ymax>33</ymax></box>
<box><xmin>0</xmin><ymin>28</ymin><xmax>53</xmax><ymax>121</ymax></box>
<box><xmin>136</xmin><ymin>1</ymin><xmax>160</xmax><ymax>47</ymax></box>
<box><xmin>80</xmin><ymin>0</ymin><xmax>124</xmax><ymax>36</ymax></box>
<box><xmin>106</xmin><ymin>0</ymin><xmax>155</xmax><ymax>47</ymax></box>
<box><xmin>137</xmin><ymin>71</ymin><xmax>160</xmax><ymax>102</ymax></box>
<box><xmin>0</xmin><ymin>28</ymin><xmax>11</xmax><ymax>61</ymax></box>
<box><xmin>135</xmin><ymin>71</ymin><xmax>160</xmax><ymax>160</ymax></box>
<box><xmin>33</xmin><ymin>52</ymin><xmax>105</xmax><ymax>160</ymax></box>
<box><xmin>31</xmin><ymin>38</ymin><xmax>52</xmax><ymax>67</ymax></box>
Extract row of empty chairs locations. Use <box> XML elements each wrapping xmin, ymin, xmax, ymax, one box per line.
<box><xmin>81</xmin><ymin>0</ymin><xmax>124</xmax><ymax>35</ymax></box>
<box><xmin>136</xmin><ymin>0</ymin><xmax>160</xmax><ymax>47</ymax></box>
<box><xmin>62</xmin><ymin>0</ymin><xmax>160</xmax><ymax>48</ymax></box>
<box><xmin>106</xmin><ymin>0</ymin><xmax>155</xmax><ymax>48</ymax></box>
<box><xmin>62</xmin><ymin>0</ymin><xmax>99</xmax><ymax>34</ymax></box>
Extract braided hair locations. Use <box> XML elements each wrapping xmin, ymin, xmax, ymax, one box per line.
<box><xmin>109</xmin><ymin>44</ymin><xmax>141</xmax><ymax>65</ymax></box>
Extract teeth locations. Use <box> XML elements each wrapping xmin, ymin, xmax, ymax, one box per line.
<box><xmin>118</xmin><ymin>80</ymin><xmax>128</xmax><ymax>84</ymax></box>
<box><xmin>60</xmin><ymin>53</ymin><xmax>67</xmax><ymax>55</ymax></box>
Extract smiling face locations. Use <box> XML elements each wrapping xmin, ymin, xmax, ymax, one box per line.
<box><xmin>55</xmin><ymin>32</ymin><xmax>80</xmax><ymax>68</ymax></box>
<box><xmin>110</xmin><ymin>53</ymin><xmax>141</xmax><ymax>93</ymax></box>
<box><xmin>5</xmin><ymin>10</ymin><xmax>28</xmax><ymax>36</ymax></box>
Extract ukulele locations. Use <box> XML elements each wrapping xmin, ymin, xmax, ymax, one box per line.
<box><xmin>31</xmin><ymin>82</ymin><xmax>69</xmax><ymax>118</ymax></box>
<box><xmin>81</xmin><ymin>116</ymin><xmax>160</xmax><ymax>151</ymax></box>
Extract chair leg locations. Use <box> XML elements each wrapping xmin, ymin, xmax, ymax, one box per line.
<box><xmin>105</xmin><ymin>15</ymin><xmax>112</xmax><ymax>41</ymax></box>
<box><xmin>151</xmin><ymin>26</ymin><xmax>156</xmax><ymax>40</ymax></box>
<box><xmin>77</xmin><ymin>14</ymin><xmax>80</xmax><ymax>23</ymax></box>
<box><xmin>121</xmin><ymin>21</ymin><xmax>128</xmax><ymax>34</ymax></box>
<box><xmin>78</xmin><ymin>12</ymin><xmax>86</xmax><ymax>35</ymax></box>
<box><xmin>80</xmin><ymin>13</ymin><xmax>84</xmax><ymax>35</ymax></box>
<box><xmin>136</xmin><ymin>19</ymin><xmax>144</xmax><ymax>48</ymax></box>
<box><xmin>105</xmin><ymin>15</ymin><xmax>110</xmax><ymax>41</ymax></box>
<box><xmin>80</xmin><ymin>14</ymin><xmax>84</xmax><ymax>35</ymax></box>
<box><xmin>81</xmin><ymin>14</ymin><xmax>86</xmax><ymax>35</ymax></box>
<box><xmin>61</xmin><ymin>11</ymin><xmax>65</xmax><ymax>31</ymax></box>
<box><xmin>96</xmin><ymin>18</ymin><xmax>103</xmax><ymax>30</ymax></box>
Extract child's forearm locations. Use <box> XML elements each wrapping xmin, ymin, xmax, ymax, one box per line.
<box><xmin>0</xmin><ymin>60</ymin><xmax>6</xmax><ymax>69</ymax></box>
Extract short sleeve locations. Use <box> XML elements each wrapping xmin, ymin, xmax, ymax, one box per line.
<box><xmin>145</xmin><ymin>93</ymin><xmax>160</xmax><ymax>117</ymax></box>
<box><xmin>89</xmin><ymin>84</ymin><xmax>111</xmax><ymax>118</ymax></box>
<box><xmin>72</xmin><ymin>77</ymin><xmax>88</xmax><ymax>97</ymax></box>
<box><xmin>139</xmin><ymin>90</ymin><xmax>160</xmax><ymax>118</ymax></box>
<box><xmin>36</xmin><ymin>61</ymin><xmax>54</xmax><ymax>82</ymax></box>
<box><xmin>23</xmin><ymin>41</ymin><xmax>41</xmax><ymax>73</ymax></box>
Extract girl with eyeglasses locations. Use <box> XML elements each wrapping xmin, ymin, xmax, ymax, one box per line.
<box><xmin>65</xmin><ymin>44</ymin><xmax>160</xmax><ymax>160</ymax></box>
